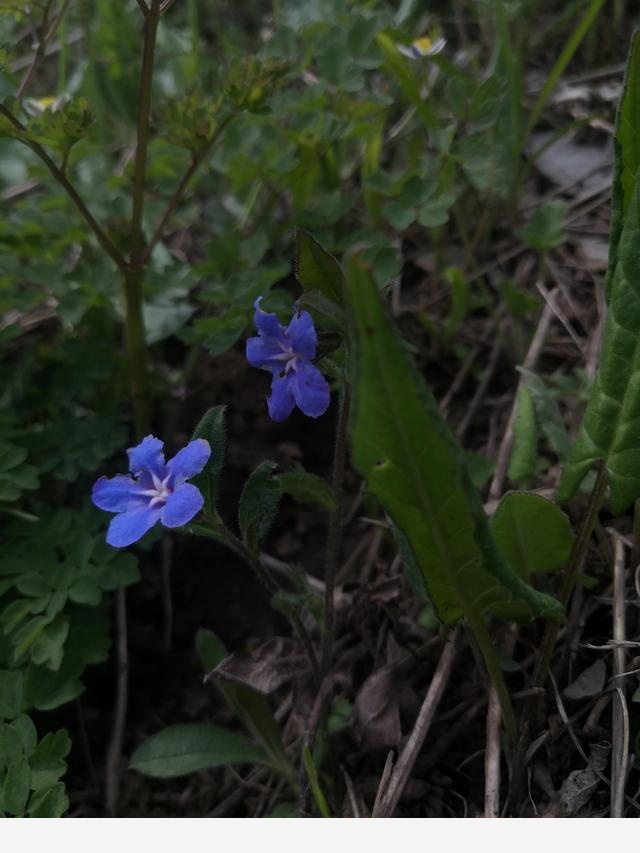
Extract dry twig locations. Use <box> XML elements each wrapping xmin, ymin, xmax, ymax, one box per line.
<box><xmin>611</xmin><ymin>534</ymin><xmax>629</xmax><ymax>817</ymax></box>
<box><xmin>372</xmin><ymin>629</ymin><xmax>458</xmax><ymax>818</ymax></box>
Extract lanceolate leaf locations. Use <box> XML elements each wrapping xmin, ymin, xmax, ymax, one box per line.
<box><xmin>238</xmin><ymin>461</ymin><xmax>282</xmax><ymax>554</ymax></box>
<box><xmin>508</xmin><ymin>386</ymin><xmax>537</xmax><ymax>485</ymax></box>
<box><xmin>558</xmin><ymin>35</ymin><xmax>640</xmax><ymax>513</ymax></box>
<box><xmin>129</xmin><ymin>723</ymin><xmax>269</xmax><ymax>779</ymax></box>
<box><xmin>348</xmin><ymin>255</ymin><xmax>562</xmax><ymax>625</ymax></box>
<box><xmin>606</xmin><ymin>31</ymin><xmax>640</xmax><ymax>300</ymax></box>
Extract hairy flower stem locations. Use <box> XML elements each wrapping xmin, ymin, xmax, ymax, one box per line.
<box><xmin>321</xmin><ymin>383</ymin><xmax>351</xmax><ymax>676</ymax></box>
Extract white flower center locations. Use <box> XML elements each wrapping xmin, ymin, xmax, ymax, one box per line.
<box><xmin>275</xmin><ymin>340</ymin><xmax>299</xmax><ymax>375</ymax></box>
<box><xmin>139</xmin><ymin>472</ymin><xmax>172</xmax><ymax>507</ymax></box>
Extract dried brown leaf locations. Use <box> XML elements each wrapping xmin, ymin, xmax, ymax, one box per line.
<box><xmin>210</xmin><ymin>637</ymin><xmax>307</xmax><ymax>695</ymax></box>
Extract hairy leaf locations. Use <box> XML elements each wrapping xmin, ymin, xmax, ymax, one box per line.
<box><xmin>191</xmin><ymin>406</ymin><xmax>226</xmax><ymax>511</ymax></box>
<box><xmin>558</xmin><ymin>35</ymin><xmax>640</xmax><ymax>512</ymax></box>
<box><xmin>238</xmin><ymin>461</ymin><xmax>281</xmax><ymax>554</ymax></box>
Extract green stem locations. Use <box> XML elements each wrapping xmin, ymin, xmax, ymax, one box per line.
<box><xmin>122</xmin><ymin>0</ymin><xmax>163</xmax><ymax>437</ymax></box>
<box><xmin>123</xmin><ymin>268</ymin><xmax>152</xmax><ymax>436</ymax></box>
<box><xmin>0</xmin><ymin>104</ymin><xmax>127</xmax><ymax>274</ymax></box>
<box><xmin>466</xmin><ymin>609</ymin><xmax>516</xmax><ymax>742</ymax></box>
<box><xmin>130</xmin><ymin>0</ymin><xmax>161</xmax><ymax>268</ymax></box>
<box><xmin>321</xmin><ymin>383</ymin><xmax>351</xmax><ymax>675</ymax></box>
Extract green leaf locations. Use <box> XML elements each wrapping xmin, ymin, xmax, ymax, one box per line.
<box><xmin>0</xmin><ymin>723</ymin><xmax>23</xmax><ymax>770</ymax></box>
<box><xmin>490</xmin><ymin>493</ymin><xmax>574</xmax><ymax>580</ymax></box>
<box><xmin>443</xmin><ymin>267</ymin><xmax>471</xmax><ymax>339</ymax></box>
<box><xmin>558</xmin><ymin>34</ymin><xmax>640</xmax><ymax>513</ymax></box>
<box><xmin>279</xmin><ymin>466</ymin><xmax>336</xmax><ymax>511</ymax></box>
<box><xmin>508</xmin><ymin>387</ymin><xmax>538</xmax><ymax>485</ymax></box>
<box><xmin>27</xmin><ymin>783</ymin><xmax>68</xmax><ymax>818</ymax></box>
<box><xmin>30</xmin><ymin>616</ymin><xmax>69</xmax><ymax>670</ymax></box>
<box><xmin>29</xmin><ymin>730</ymin><xmax>70</xmax><ymax>791</ymax></box>
<box><xmin>347</xmin><ymin>254</ymin><xmax>563</xmax><ymax>624</ymax></box>
<box><xmin>519</xmin><ymin>368</ymin><xmax>570</xmax><ymax>461</ymax></box>
<box><xmin>608</xmin><ymin>31</ymin><xmax>640</xmax><ymax>300</ymax></box>
<box><xmin>302</xmin><ymin>746</ymin><xmax>331</xmax><ymax>817</ymax></box>
<box><xmin>520</xmin><ymin>201</ymin><xmax>566</xmax><ymax>251</ymax></box>
<box><xmin>129</xmin><ymin>723</ymin><xmax>269</xmax><ymax>778</ymax></box>
<box><xmin>191</xmin><ymin>406</ymin><xmax>226</xmax><ymax>511</ymax></box>
<box><xmin>375</xmin><ymin>32</ymin><xmax>438</xmax><ymax>131</ymax></box>
<box><xmin>11</xmin><ymin>716</ymin><xmax>37</xmax><ymax>758</ymax></box>
<box><xmin>297</xmin><ymin>290</ymin><xmax>346</xmax><ymax>332</ymax></box>
<box><xmin>195</xmin><ymin>628</ymin><xmax>226</xmax><ymax>671</ymax></box>
<box><xmin>67</xmin><ymin>578</ymin><xmax>101</xmax><ymax>606</ymax></box>
<box><xmin>1</xmin><ymin>757</ymin><xmax>30</xmax><ymax>815</ymax></box>
<box><xmin>0</xmin><ymin>670</ymin><xmax>23</xmax><ymax>720</ymax></box>
<box><xmin>238</xmin><ymin>461</ymin><xmax>282</xmax><ymax>554</ymax></box>
<box><xmin>295</xmin><ymin>229</ymin><xmax>344</xmax><ymax>306</ymax></box>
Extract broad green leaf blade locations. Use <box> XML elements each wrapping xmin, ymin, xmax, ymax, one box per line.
<box><xmin>238</xmin><ymin>461</ymin><xmax>281</xmax><ymax>554</ymax></box>
<box><xmin>490</xmin><ymin>493</ymin><xmax>574</xmax><ymax>580</ymax></box>
<box><xmin>558</xmin><ymin>37</ymin><xmax>640</xmax><ymax>513</ymax></box>
<box><xmin>129</xmin><ymin>723</ymin><xmax>269</xmax><ymax>779</ymax></box>
<box><xmin>348</xmin><ymin>255</ymin><xmax>563</xmax><ymax>624</ymax></box>
<box><xmin>295</xmin><ymin>229</ymin><xmax>344</xmax><ymax>306</ymax></box>
<box><xmin>191</xmin><ymin>406</ymin><xmax>226</xmax><ymax>511</ymax></box>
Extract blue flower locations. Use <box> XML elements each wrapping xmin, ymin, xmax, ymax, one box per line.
<box><xmin>92</xmin><ymin>435</ymin><xmax>210</xmax><ymax>547</ymax></box>
<box><xmin>246</xmin><ymin>297</ymin><xmax>330</xmax><ymax>422</ymax></box>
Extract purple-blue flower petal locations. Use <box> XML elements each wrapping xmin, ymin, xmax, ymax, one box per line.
<box><xmin>160</xmin><ymin>483</ymin><xmax>204</xmax><ymax>528</ymax></box>
<box><xmin>127</xmin><ymin>435</ymin><xmax>166</xmax><ymax>478</ymax></box>
<box><xmin>267</xmin><ymin>374</ymin><xmax>296</xmax><ymax>422</ymax></box>
<box><xmin>286</xmin><ymin>310</ymin><xmax>317</xmax><ymax>360</ymax></box>
<box><xmin>246</xmin><ymin>335</ymin><xmax>287</xmax><ymax>374</ymax></box>
<box><xmin>292</xmin><ymin>361</ymin><xmax>331</xmax><ymax>418</ymax></box>
<box><xmin>253</xmin><ymin>297</ymin><xmax>285</xmax><ymax>338</ymax></box>
<box><xmin>166</xmin><ymin>439</ymin><xmax>211</xmax><ymax>485</ymax></box>
<box><xmin>106</xmin><ymin>506</ymin><xmax>162</xmax><ymax>548</ymax></box>
<box><xmin>92</xmin><ymin>474</ymin><xmax>148</xmax><ymax>513</ymax></box>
